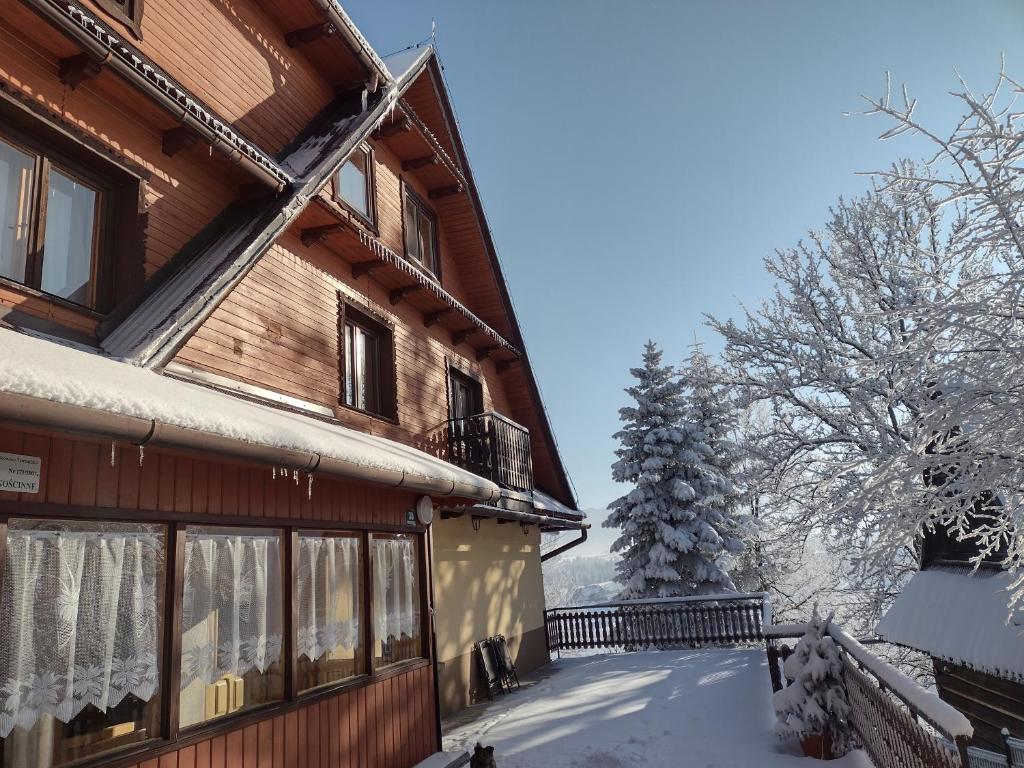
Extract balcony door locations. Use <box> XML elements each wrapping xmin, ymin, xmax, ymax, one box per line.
<box><xmin>448</xmin><ymin>369</ymin><xmax>485</xmax><ymax>476</ymax></box>
<box><xmin>449</xmin><ymin>369</ymin><xmax>482</xmax><ymax>421</ymax></box>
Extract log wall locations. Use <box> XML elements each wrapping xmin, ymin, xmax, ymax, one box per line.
<box><xmin>934</xmin><ymin>660</ymin><xmax>1024</xmax><ymax>752</ymax></box>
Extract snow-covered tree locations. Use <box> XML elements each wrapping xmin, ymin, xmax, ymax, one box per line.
<box><xmin>773</xmin><ymin>607</ymin><xmax>853</xmax><ymax>756</ymax></box>
<box><xmin>604</xmin><ymin>341</ymin><xmax>744</xmax><ymax>597</ymax></box>
<box><xmin>854</xmin><ymin>68</ymin><xmax>1024</xmax><ymax>608</ymax></box>
<box><xmin>709</xmin><ymin>181</ymin><xmax>961</xmax><ymax>630</ymax></box>
<box><xmin>678</xmin><ymin>347</ymin><xmax>751</xmax><ymax>588</ymax></box>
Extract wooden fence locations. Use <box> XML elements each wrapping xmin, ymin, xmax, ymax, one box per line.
<box><xmin>544</xmin><ymin>593</ymin><xmax>771</xmax><ymax>652</ymax></box>
<box><xmin>766</xmin><ymin>623</ymin><xmax>971</xmax><ymax>768</ymax></box>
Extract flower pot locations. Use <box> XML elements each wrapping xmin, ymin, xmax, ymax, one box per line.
<box><xmin>800</xmin><ymin>732</ymin><xmax>834</xmax><ymax>760</ymax></box>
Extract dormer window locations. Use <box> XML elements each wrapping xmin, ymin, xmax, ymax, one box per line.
<box><xmin>402</xmin><ymin>186</ymin><xmax>439</xmax><ymax>277</ymax></box>
<box><xmin>0</xmin><ymin>135</ymin><xmax>101</xmax><ymax>309</ymax></box>
<box><xmin>95</xmin><ymin>0</ymin><xmax>144</xmax><ymax>39</ymax></box>
<box><xmin>335</xmin><ymin>145</ymin><xmax>374</xmax><ymax>225</ymax></box>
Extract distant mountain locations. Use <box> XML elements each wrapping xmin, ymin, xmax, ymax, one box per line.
<box><xmin>542</xmin><ymin>551</ymin><xmax>619</xmax><ymax>609</ymax></box>
<box><xmin>544</xmin><ymin>507</ymin><xmax>619</xmax><ymax>559</ymax></box>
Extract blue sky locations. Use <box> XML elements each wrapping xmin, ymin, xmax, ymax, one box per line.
<box><xmin>345</xmin><ymin>1</ymin><xmax>1024</xmax><ymax>518</ymax></box>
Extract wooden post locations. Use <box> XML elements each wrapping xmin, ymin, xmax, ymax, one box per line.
<box><xmin>766</xmin><ymin>640</ymin><xmax>783</xmax><ymax>693</ymax></box>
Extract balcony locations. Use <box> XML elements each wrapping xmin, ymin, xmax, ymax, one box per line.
<box><xmin>446</xmin><ymin>411</ymin><xmax>534</xmax><ymax>493</ymax></box>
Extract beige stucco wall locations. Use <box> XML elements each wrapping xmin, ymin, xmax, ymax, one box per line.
<box><xmin>431</xmin><ymin>515</ymin><xmax>550</xmax><ymax>715</ymax></box>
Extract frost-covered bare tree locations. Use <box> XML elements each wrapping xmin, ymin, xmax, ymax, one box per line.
<box><xmin>710</xmin><ymin>67</ymin><xmax>1024</xmax><ymax>627</ymax></box>
<box><xmin>854</xmin><ymin>68</ymin><xmax>1024</xmax><ymax>607</ymax></box>
<box><xmin>709</xmin><ymin>178</ymin><xmax>986</xmax><ymax>632</ymax></box>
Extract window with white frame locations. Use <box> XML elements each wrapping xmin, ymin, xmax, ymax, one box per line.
<box><xmin>335</xmin><ymin>145</ymin><xmax>374</xmax><ymax>224</ymax></box>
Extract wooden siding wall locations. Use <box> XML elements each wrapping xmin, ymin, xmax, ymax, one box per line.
<box><xmin>76</xmin><ymin>0</ymin><xmax>335</xmax><ymax>155</ymax></box>
<box><xmin>934</xmin><ymin>660</ymin><xmax>1024</xmax><ymax>752</ymax></box>
<box><xmin>175</xmin><ymin>229</ymin><xmax>515</xmax><ymax>459</ymax></box>
<box><xmin>0</xmin><ymin>424</ymin><xmax>439</xmax><ymax>768</ymax></box>
<box><xmin>368</xmin><ymin>141</ymin><xmax>475</xmax><ymax>309</ymax></box>
<box><xmin>0</xmin><ymin>4</ymin><xmax>246</xmax><ymax>306</ymax></box>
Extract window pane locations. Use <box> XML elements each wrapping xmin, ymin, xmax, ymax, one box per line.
<box><xmin>296</xmin><ymin>533</ymin><xmax>365</xmax><ymax>692</ymax></box>
<box><xmin>179</xmin><ymin>527</ymin><xmax>284</xmax><ymax>730</ymax></box>
<box><xmin>41</xmin><ymin>168</ymin><xmax>97</xmax><ymax>306</ymax></box>
<box><xmin>0</xmin><ymin>138</ymin><xmax>34</xmax><ymax>285</ymax></box>
<box><xmin>403</xmin><ymin>192</ymin><xmax>418</xmax><ymax>260</ymax></box>
<box><xmin>371</xmin><ymin>534</ymin><xmax>421</xmax><ymax>667</ymax></box>
<box><xmin>0</xmin><ymin>519</ymin><xmax>165</xmax><ymax>768</ymax></box>
<box><xmin>338</xmin><ymin>151</ymin><xmax>368</xmax><ymax>218</ymax></box>
<box><xmin>419</xmin><ymin>210</ymin><xmax>436</xmax><ymax>274</ymax></box>
<box><xmin>344</xmin><ymin>322</ymin><xmax>355</xmax><ymax>408</ymax></box>
<box><xmin>354</xmin><ymin>324</ymin><xmax>367</xmax><ymax>410</ymax></box>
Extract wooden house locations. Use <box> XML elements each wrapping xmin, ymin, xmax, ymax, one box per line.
<box><xmin>0</xmin><ymin>1</ymin><xmax>585</xmax><ymax>766</ymax></box>
<box><xmin>876</xmin><ymin>526</ymin><xmax>1024</xmax><ymax>753</ymax></box>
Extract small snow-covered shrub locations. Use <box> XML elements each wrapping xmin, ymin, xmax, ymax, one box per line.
<box><xmin>773</xmin><ymin>608</ymin><xmax>853</xmax><ymax>756</ymax></box>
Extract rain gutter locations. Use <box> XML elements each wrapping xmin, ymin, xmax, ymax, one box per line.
<box><xmin>313</xmin><ymin>0</ymin><xmax>391</xmax><ymax>89</ymax></box>
<box><xmin>24</xmin><ymin>0</ymin><xmax>290</xmax><ymax>191</ymax></box>
<box><xmin>541</xmin><ymin>528</ymin><xmax>589</xmax><ymax>562</ymax></box>
<box><xmin>442</xmin><ymin>503</ymin><xmax>589</xmax><ymax>531</ymax></box>
<box><xmin>0</xmin><ymin>391</ymin><xmax>499</xmax><ymax>502</ymax></box>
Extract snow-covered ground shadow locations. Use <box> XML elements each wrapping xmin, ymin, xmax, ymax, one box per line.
<box><xmin>444</xmin><ymin>649</ymin><xmax>872</xmax><ymax>768</ymax></box>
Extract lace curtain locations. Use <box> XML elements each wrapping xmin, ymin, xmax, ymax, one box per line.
<box><xmin>372</xmin><ymin>537</ymin><xmax>419</xmax><ymax>641</ymax></box>
<box><xmin>180</xmin><ymin>530</ymin><xmax>283</xmax><ymax>687</ymax></box>
<box><xmin>296</xmin><ymin>535</ymin><xmax>361</xmax><ymax>661</ymax></box>
<box><xmin>0</xmin><ymin>521</ymin><xmax>164</xmax><ymax>738</ymax></box>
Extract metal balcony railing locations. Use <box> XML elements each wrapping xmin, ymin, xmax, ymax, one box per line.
<box><xmin>446</xmin><ymin>411</ymin><xmax>534</xmax><ymax>493</ymax></box>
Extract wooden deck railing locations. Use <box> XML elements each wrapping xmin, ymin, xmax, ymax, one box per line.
<box><xmin>765</xmin><ymin>622</ymin><xmax>973</xmax><ymax>768</ymax></box>
<box><xmin>447</xmin><ymin>411</ymin><xmax>534</xmax><ymax>493</ymax></box>
<box><xmin>544</xmin><ymin>593</ymin><xmax>772</xmax><ymax>652</ymax></box>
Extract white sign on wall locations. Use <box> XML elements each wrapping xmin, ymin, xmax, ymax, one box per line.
<box><xmin>0</xmin><ymin>452</ymin><xmax>41</xmax><ymax>494</ymax></box>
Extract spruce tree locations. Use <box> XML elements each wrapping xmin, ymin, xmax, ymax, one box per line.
<box><xmin>677</xmin><ymin>346</ymin><xmax>748</xmax><ymax>593</ymax></box>
<box><xmin>605</xmin><ymin>341</ymin><xmax>741</xmax><ymax>598</ymax></box>
<box><xmin>772</xmin><ymin>607</ymin><xmax>852</xmax><ymax>756</ymax></box>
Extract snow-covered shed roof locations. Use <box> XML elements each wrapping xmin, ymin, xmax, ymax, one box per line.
<box><xmin>875</xmin><ymin>566</ymin><xmax>1024</xmax><ymax>682</ymax></box>
<box><xmin>0</xmin><ymin>329</ymin><xmax>499</xmax><ymax>500</ymax></box>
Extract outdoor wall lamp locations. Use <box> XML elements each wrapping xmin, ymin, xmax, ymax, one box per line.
<box><xmin>471</xmin><ymin>516</ymin><xmax>482</xmax><ymax>531</ymax></box>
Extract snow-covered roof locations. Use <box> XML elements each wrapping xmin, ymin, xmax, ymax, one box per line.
<box><xmin>532</xmin><ymin>488</ymin><xmax>583</xmax><ymax>518</ymax></box>
<box><xmin>875</xmin><ymin>566</ymin><xmax>1024</xmax><ymax>682</ymax></box>
<box><xmin>100</xmin><ymin>57</ymin><xmax>426</xmax><ymax>367</ymax></box>
<box><xmin>0</xmin><ymin>329</ymin><xmax>498</xmax><ymax>499</ymax></box>
<box><xmin>383</xmin><ymin>45</ymin><xmax>433</xmax><ymax>82</ymax></box>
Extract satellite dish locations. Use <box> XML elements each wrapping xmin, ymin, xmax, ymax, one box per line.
<box><xmin>416</xmin><ymin>495</ymin><xmax>434</xmax><ymax>526</ymax></box>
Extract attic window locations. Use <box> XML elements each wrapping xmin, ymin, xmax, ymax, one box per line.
<box><xmin>402</xmin><ymin>186</ymin><xmax>439</xmax><ymax>277</ymax></box>
<box><xmin>335</xmin><ymin>145</ymin><xmax>374</xmax><ymax>225</ymax></box>
<box><xmin>95</xmin><ymin>0</ymin><xmax>144</xmax><ymax>39</ymax></box>
<box><xmin>0</xmin><ymin>107</ymin><xmax>143</xmax><ymax>316</ymax></box>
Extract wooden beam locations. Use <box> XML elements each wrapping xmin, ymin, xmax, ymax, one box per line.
<box><xmin>428</xmin><ymin>184</ymin><xmax>464</xmax><ymax>200</ymax></box>
<box><xmin>59</xmin><ymin>53</ymin><xmax>103</xmax><ymax>88</ymax></box>
<box><xmin>496</xmin><ymin>358</ymin><xmax>521</xmax><ymax>374</ymax></box>
<box><xmin>351</xmin><ymin>260</ymin><xmax>385</xmax><ymax>279</ymax></box>
<box><xmin>475</xmin><ymin>345</ymin><xmax>499</xmax><ymax>362</ymax></box>
<box><xmin>285</xmin><ymin>23</ymin><xmax>334</xmax><ymax>47</ymax></box>
<box><xmin>452</xmin><ymin>327</ymin><xmax>476</xmax><ymax>346</ymax></box>
<box><xmin>374</xmin><ymin>118</ymin><xmax>411</xmax><ymax>139</ymax></box>
<box><xmin>300</xmin><ymin>223</ymin><xmax>345</xmax><ymax>247</ymax></box>
<box><xmin>389</xmin><ymin>284</ymin><xmax>423</xmax><ymax>306</ymax></box>
<box><xmin>402</xmin><ymin>155</ymin><xmax>439</xmax><ymax>171</ymax></box>
<box><xmin>440</xmin><ymin>510</ymin><xmax>463</xmax><ymax>520</ymax></box>
<box><xmin>162</xmin><ymin>126</ymin><xmax>201</xmax><ymax>157</ymax></box>
<box><xmin>423</xmin><ymin>308</ymin><xmax>453</xmax><ymax>328</ymax></box>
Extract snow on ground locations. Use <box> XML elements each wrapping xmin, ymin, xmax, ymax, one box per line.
<box><xmin>444</xmin><ymin>649</ymin><xmax>872</xmax><ymax>768</ymax></box>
